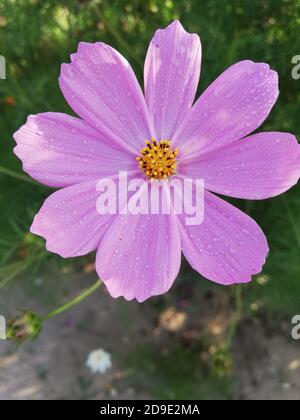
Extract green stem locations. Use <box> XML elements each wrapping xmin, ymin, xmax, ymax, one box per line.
<box><xmin>0</xmin><ymin>165</ymin><xmax>41</xmax><ymax>186</ymax></box>
<box><xmin>43</xmin><ymin>279</ymin><xmax>102</xmax><ymax>321</ymax></box>
<box><xmin>224</xmin><ymin>284</ymin><xmax>242</xmax><ymax>350</ymax></box>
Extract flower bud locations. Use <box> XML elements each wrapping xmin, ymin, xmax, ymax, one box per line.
<box><xmin>7</xmin><ymin>311</ymin><xmax>42</xmax><ymax>342</ymax></box>
<box><xmin>210</xmin><ymin>347</ymin><xmax>233</xmax><ymax>378</ymax></box>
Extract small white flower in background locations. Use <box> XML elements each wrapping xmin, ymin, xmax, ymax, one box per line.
<box><xmin>86</xmin><ymin>349</ymin><xmax>112</xmax><ymax>374</ymax></box>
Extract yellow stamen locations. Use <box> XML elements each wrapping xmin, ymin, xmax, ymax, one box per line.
<box><xmin>137</xmin><ymin>139</ymin><xmax>178</xmax><ymax>180</ymax></box>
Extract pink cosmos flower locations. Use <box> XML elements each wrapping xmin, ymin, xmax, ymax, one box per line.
<box><xmin>14</xmin><ymin>21</ymin><xmax>300</xmax><ymax>302</ymax></box>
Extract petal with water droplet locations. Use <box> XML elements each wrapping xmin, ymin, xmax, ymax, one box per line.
<box><xmin>14</xmin><ymin>112</ymin><xmax>137</xmax><ymax>188</ymax></box>
<box><xmin>179</xmin><ymin>132</ymin><xmax>300</xmax><ymax>199</ymax></box>
<box><xmin>144</xmin><ymin>20</ymin><xmax>201</xmax><ymax>140</ymax></box>
<box><xmin>30</xmin><ymin>171</ymin><xmax>138</xmax><ymax>258</ymax></box>
<box><xmin>175</xmin><ymin>60</ymin><xmax>278</xmax><ymax>157</ymax></box>
<box><xmin>178</xmin><ymin>191</ymin><xmax>269</xmax><ymax>285</ymax></box>
<box><xmin>59</xmin><ymin>42</ymin><xmax>153</xmax><ymax>154</ymax></box>
<box><xmin>96</xmin><ymin>211</ymin><xmax>181</xmax><ymax>302</ymax></box>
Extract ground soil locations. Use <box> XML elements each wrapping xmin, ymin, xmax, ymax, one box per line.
<box><xmin>0</xmin><ymin>269</ymin><xmax>299</xmax><ymax>400</ymax></box>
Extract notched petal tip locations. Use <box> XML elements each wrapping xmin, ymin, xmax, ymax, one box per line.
<box><xmin>12</xmin><ymin>128</ymin><xmax>21</xmax><ymax>145</ymax></box>
<box><xmin>29</xmin><ymin>217</ymin><xmax>59</xmax><ymax>258</ymax></box>
<box><xmin>145</xmin><ymin>19</ymin><xmax>201</xmax><ymax>140</ymax></box>
<box><xmin>217</xmin><ymin>276</ymin><xmax>252</xmax><ymax>286</ymax></box>
<box><xmin>30</xmin><ymin>216</ymin><xmax>58</xmax><ymax>257</ymax></box>
<box><xmin>101</xmin><ymin>277</ymin><xmax>174</xmax><ymax>303</ymax></box>
<box><xmin>13</xmin><ymin>114</ymin><xmax>34</xmax><ymax>144</ymax></box>
<box><xmin>169</xmin><ymin>19</ymin><xmax>197</xmax><ymax>35</ymax></box>
<box><xmin>152</xmin><ymin>19</ymin><xmax>200</xmax><ymax>45</ymax></box>
<box><xmin>178</xmin><ymin>191</ymin><xmax>269</xmax><ymax>286</ymax></box>
<box><xmin>58</xmin><ymin>62</ymin><xmax>72</xmax><ymax>81</ymax></box>
<box><xmin>176</xmin><ymin>58</ymin><xmax>281</xmax><ymax>156</ymax></box>
<box><xmin>95</xmin><ymin>212</ymin><xmax>181</xmax><ymax>303</ymax></box>
<box><xmin>59</xmin><ymin>38</ymin><xmax>152</xmax><ymax>152</ymax></box>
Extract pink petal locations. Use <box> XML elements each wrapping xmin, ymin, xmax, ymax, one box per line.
<box><xmin>179</xmin><ymin>132</ymin><xmax>300</xmax><ymax>199</ymax></box>
<box><xmin>31</xmin><ymin>179</ymin><xmax>116</xmax><ymax>258</ymax></box>
<box><xmin>96</xmin><ymin>213</ymin><xmax>181</xmax><ymax>302</ymax></box>
<box><xmin>59</xmin><ymin>42</ymin><xmax>154</xmax><ymax>154</ymax></box>
<box><xmin>14</xmin><ymin>112</ymin><xmax>136</xmax><ymax>188</ymax></box>
<box><xmin>178</xmin><ymin>191</ymin><xmax>269</xmax><ymax>285</ymax></box>
<box><xmin>144</xmin><ymin>20</ymin><xmax>201</xmax><ymax>140</ymax></box>
<box><xmin>175</xmin><ymin>60</ymin><xmax>279</xmax><ymax>158</ymax></box>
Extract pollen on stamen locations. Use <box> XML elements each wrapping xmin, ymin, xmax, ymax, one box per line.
<box><xmin>136</xmin><ymin>138</ymin><xmax>179</xmax><ymax>180</ymax></box>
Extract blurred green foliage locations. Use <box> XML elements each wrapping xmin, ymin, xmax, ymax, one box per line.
<box><xmin>0</xmin><ymin>0</ymin><xmax>300</xmax><ymax>377</ymax></box>
<box><xmin>124</xmin><ymin>341</ymin><xmax>232</xmax><ymax>399</ymax></box>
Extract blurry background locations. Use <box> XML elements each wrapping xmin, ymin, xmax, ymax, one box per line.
<box><xmin>0</xmin><ymin>0</ymin><xmax>300</xmax><ymax>400</ymax></box>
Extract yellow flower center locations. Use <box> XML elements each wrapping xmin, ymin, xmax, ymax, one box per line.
<box><xmin>136</xmin><ymin>139</ymin><xmax>178</xmax><ymax>180</ymax></box>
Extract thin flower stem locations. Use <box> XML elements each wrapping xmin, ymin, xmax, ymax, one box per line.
<box><xmin>43</xmin><ymin>279</ymin><xmax>102</xmax><ymax>321</ymax></box>
<box><xmin>224</xmin><ymin>284</ymin><xmax>242</xmax><ymax>350</ymax></box>
<box><xmin>0</xmin><ymin>165</ymin><xmax>41</xmax><ymax>187</ymax></box>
